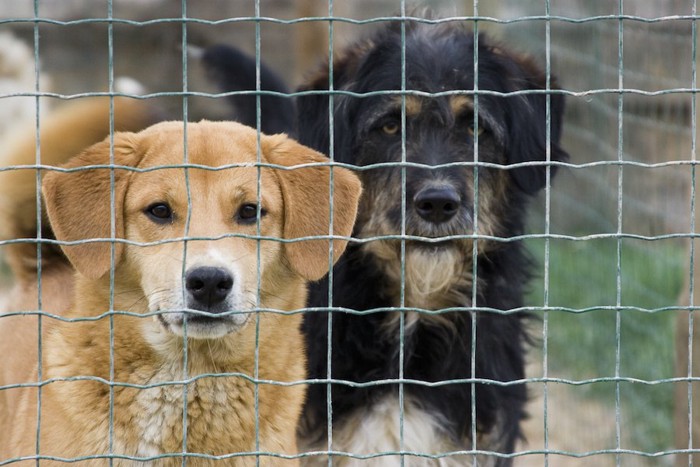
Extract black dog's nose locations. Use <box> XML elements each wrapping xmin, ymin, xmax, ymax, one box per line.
<box><xmin>186</xmin><ymin>267</ymin><xmax>234</xmax><ymax>309</ymax></box>
<box><xmin>414</xmin><ymin>186</ymin><xmax>460</xmax><ymax>224</ymax></box>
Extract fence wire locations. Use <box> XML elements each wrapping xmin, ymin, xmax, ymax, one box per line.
<box><xmin>0</xmin><ymin>1</ymin><xmax>698</xmax><ymax>467</ymax></box>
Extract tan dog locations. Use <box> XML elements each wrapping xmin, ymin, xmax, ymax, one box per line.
<box><xmin>0</xmin><ymin>96</ymin><xmax>159</xmax><ymax>430</ymax></box>
<box><xmin>0</xmin><ymin>120</ymin><xmax>361</xmax><ymax>465</ymax></box>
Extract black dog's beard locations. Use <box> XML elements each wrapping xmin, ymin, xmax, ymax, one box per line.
<box><xmin>404</xmin><ymin>243</ymin><xmax>469</xmax><ymax>300</ymax></box>
<box><xmin>359</xmin><ymin>233</ymin><xmax>473</xmax><ymax>310</ymax></box>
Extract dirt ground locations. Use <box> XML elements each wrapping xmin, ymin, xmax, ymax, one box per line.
<box><xmin>516</xmin><ymin>361</ymin><xmax>672</xmax><ymax>467</ymax></box>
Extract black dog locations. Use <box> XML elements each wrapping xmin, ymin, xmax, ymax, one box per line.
<box><xmin>204</xmin><ymin>19</ymin><xmax>568</xmax><ymax>467</ymax></box>
<box><xmin>202</xmin><ymin>44</ymin><xmax>294</xmax><ymax>134</ymax></box>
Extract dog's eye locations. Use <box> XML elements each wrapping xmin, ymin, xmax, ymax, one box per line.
<box><xmin>467</xmin><ymin>125</ymin><xmax>485</xmax><ymax>137</ymax></box>
<box><xmin>145</xmin><ymin>203</ymin><xmax>173</xmax><ymax>223</ymax></box>
<box><xmin>237</xmin><ymin>203</ymin><xmax>266</xmax><ymax>224</ymax></box>
<box><xmin>382</xmin><ymin>122</ymin><xmax>401</xmax><ymax>136</ymax></box>
<box><xmin>460</xmin><ymin>112</ymin><xmax>487</xmax><ymax>138</ymax></box>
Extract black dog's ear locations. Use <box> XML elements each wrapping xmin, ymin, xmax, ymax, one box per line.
<box><xmin>296</xmin><ymin>46</ymin><xmax>367</xmax><ymax>162</ymax></box>
<box><xmin>503</xmin><ymin>53</ymin><xmax>569</xmax><ymax>194</ymax></box>
<box><xmin>296</xmin><ymin>69</ymin><xmax>334</xmax><ymax>155</ymax></box>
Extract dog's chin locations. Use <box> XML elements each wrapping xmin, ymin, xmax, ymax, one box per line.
<box><xmin>157</xmin><ymin>313</ymin><xmax>249</xmax><ymax>339</ymax></box>
<box><xmin>361</xmin><ymin>234</ymin><xmax>462</xmax><ymax>262</ymax></box>
<box><xmin>398</xmin><ymin>237</ymin><xmax>465</xmax><ymax>259</ymax></box>
<box><xmin>407</xmin><ymin>239</ymin><xmax>456</xmax><ymax>252</ymax></box>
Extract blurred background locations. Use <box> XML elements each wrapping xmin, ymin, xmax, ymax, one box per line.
<box><xmin>0</xmin><ymin>1</ymin><xmax>697</xmax><ymax>466</ymax></box>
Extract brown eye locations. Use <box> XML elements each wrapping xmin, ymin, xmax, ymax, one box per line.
<box><xmin>145</xmin><ymin>202</ymin><xmax>173</xmax><ymax>224</ymax></box>
<box><xmin>468</xmin><ymin>125</ymin><xmax>485</xmax><ymax>137</ymax></box>
<box><xmin>382</xmin><ymin>122</ymin><xmax>400</xmax><ymax>135</ymax></box>
<box><xmin>237</xmin><ymin>203</ymin><xmax>266</xmax><ymax>224</ymax></box>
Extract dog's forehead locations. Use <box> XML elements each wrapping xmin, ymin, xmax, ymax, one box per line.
<box><xmin>387</xmin><ymin>95</ymin><xmax>473</xmax><ymax>117</ymax></box>
<box><xmin>355</xmin><ymin>24</ymin><xmax>524</xmax><ymax>97</ymax></box>
<box><xmin>129</xmin><ymin>121</ymin><xmax>282</xmax><ymax>199</ymax></box>
<box><xmin>138</xmin><ymin>121</ymin><xmax>264</xmax><ymax>168</ymax></box>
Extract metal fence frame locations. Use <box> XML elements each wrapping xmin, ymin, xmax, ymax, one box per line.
<box><xmin>0</xmin><ymin>1</ymin><xmax>699</xmax><ymax>466</ymax></box>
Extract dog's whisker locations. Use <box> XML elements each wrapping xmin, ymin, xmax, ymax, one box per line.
<box><xmin>206</xmin><ymin>339</ymin><xmax>221</xmax><ymax>373</ymax></box>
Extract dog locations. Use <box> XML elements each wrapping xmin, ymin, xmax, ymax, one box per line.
<box><xmin>0</xmin><ymin>120</ymin><xmax>362</xmax><ymax>465</ymax></box>
<box><xmin>200</xmin><ymin>44</ymin><xmax>294</xmax><ymax>135</ymax></box>
<box><xmin>0</xmin><ymin>96</ymin><xmax>161</xmax><ymax>392</ymax></box>
<box><xmin>0</xmin><ymin>31</ymin><xmax>51</xmax><ymax>138</ymax></box>
<box><xmin>202</xmin><ymin>17</ymin><xmax>568</xmax><ymax>467</ymax></box>
<box><xmin>0</xmin><ymin>96</ymin><xmax>161</xmax><ymax>405</ymax></box>
<box><xmin>0</xmin><ymin>96</ymin><xmax>160</xmax><ymax>283</ymax></box>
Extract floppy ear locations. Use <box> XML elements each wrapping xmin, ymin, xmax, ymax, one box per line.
<box><xmin>503</xmin><ymin>54</ymin><xmax>569</xmax><ymax>194</ymax></box>
<box><xmin>42</xmin><ymin>133</ymin><xmax>141</xmax><ymax>280</ymax></box>
<box><xmin>263</xmin><ymin>134</ymin><xmax>362</xmax><ymax>281</ymax></box>
<box><xmin>296</xmin><ymin>47</ymin><xmax>363</xmax><ymax>163</ymax></box>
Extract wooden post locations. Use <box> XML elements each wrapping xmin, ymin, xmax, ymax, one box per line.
<box><xmin>675</xmin><ymin>184</ymin><xmax>700</xmax><ymax>466</ymax></box>
<box><xmin>293</xmin><ymin>0</ymin><xmax>355</xmax><ymax>82</ymax></box>
<box><xmin>294</xmin><ymin>0</ymin><xmax>328</xmax><ymax>82</ymax></box>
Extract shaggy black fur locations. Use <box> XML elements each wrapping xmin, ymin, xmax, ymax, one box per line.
<box><xmin>202</xmin><ymin>44</ymin><xmax>294</xmax><ymax>134</ymax></box>
<box><xmin>204</xmin><ymin>20</ymin><xmax>568</xmax><ymax>466</ymax></box>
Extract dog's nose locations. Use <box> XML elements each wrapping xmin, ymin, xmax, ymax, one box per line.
<box><xmin>186</xmin><ymin>267</ymin><xmax>234</xmax><ymax>309</ymax></box>
<box><xmin>413</xmin><ymin>186</ymin><xmax>460</xmax><ymax>224</ymax></box>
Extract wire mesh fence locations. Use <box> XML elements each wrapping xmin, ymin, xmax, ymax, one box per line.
<box><xmin>505</xmin><ymin>2</ymin><xmax>697</xmax><ymax>466</ymax></box>
<box><xmin>0</xmin><ymin>1</ymin><xmax>698</xmax><ymax>466</ymax></box>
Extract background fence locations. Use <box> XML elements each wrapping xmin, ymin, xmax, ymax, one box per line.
<box><xmin>0</xmin><ymin>1</ymin><xmax>698</xmax><ymax>466</ymax></box>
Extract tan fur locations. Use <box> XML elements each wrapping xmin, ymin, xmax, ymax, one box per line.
<box><xmin>389</xmin><ymin>95</ymin><xmax>423</xmax><ymax>118</ymax></box>
<box><xmin>388</xmin><ymin>94</ymin><xmax>477</xmax><ymax>133</ymax></box>
<box><xmin>0</xmin><ymin>121</ymin><xmax>361</xmax><ymax>465</ymax></box>
<box><xmin>449</xmin><ymin>95</ymin><xmax>472</xmax><ymax>118</ymax></box>
<box><xmin>352</xmin><ymin>162</ymin><xmax>509</xmax><ymax>339</ymax></box>
<box><xmin>0</xmin><ymin>96</ymin><xmax>160</xmax><ymax>283</ymax></box>
<box><xmin>355</xmin><ymin>174</ymin><xmax>504</xmax><ymax>313</ymax></box>
<box><xmin>0</xmin><ymin>97</ymin><xmax>159</xmax><ymax>438</ymax></box>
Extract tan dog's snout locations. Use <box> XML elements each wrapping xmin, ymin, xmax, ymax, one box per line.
<box><xmin>153</xmin><ymin>264</ymin><xmax>248</xmax><ymax>340</ymax></box>
<box><xmin>185</xmin><ymin>266</ymin><xmax>234</xmax><ymax>312</ymax></box>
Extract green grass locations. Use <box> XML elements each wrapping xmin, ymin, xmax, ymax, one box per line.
<box><xmin>0</xmin><ymin>251</ymin><xmax>11</xmax><ymax>289</ymax></box>
<box><xmin>525</xmin><ymin>237</ymin><xmax>686</xmax><ymax>452</ymax></box>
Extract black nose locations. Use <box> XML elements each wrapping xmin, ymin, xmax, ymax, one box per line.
<box><xmin>413</xmin><ymin>186</ymin><xmax>460</xmax><ymax>224</ymax></box>
<box><xmin>185</xmin><ymin>267</ymin><xmax>234</xmax><ymax>310</ymax></box>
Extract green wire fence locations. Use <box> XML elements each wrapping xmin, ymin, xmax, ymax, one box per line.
<box><xmin>0</xmin><ymin>1</ymin><xmax>698</xmax><ymax>466</ymax></box>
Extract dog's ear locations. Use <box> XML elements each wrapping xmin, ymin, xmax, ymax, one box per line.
<box><xmin>296</xmin><ymin>48</ymin><xmax>364</xmax><ymax>163</ymax></box>
<box><xmin>42</xmin><ymin>133</ymin><xmax>141</xmax><ymax>280</ymax></box>
<box><xmin>502</xmin><ymin>53</ymin><xmax>569</xmax><ymax>194</ymax></box>
<box><xmin>263</xmin><ymin>134</ymin><xmax>362</xmax><ymax>281</ymax></box>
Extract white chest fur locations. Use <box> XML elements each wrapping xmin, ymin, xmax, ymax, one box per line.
<box><xmin>303</xmin><ymin>396</ymin><xmax>496</xmax><ymax>467</ymax></box>
<box><xmin>112</xmin><ymin>363</ymin><xmax>255</xmax><ymax>460</ymax></box>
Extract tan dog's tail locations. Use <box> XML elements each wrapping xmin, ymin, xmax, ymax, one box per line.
<box><xmin>0</xmin><ymin>96</ymin><xmax>160</xmax><ymax>282</ymax></box>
